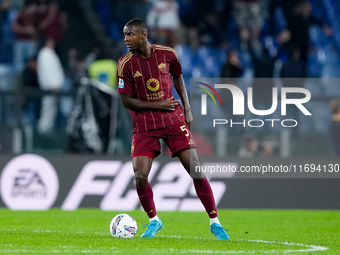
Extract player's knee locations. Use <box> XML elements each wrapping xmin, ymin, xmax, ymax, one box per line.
<box><xmin>134</xmin><ymin>172</ymin><xmax>148</xmax><ymax>188</ymax></box>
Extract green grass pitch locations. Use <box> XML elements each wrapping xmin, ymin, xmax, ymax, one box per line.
<box><xmin>1</xmin><ymin>209</ymin><xmax>339</xmax><ymax>254</ymax></box>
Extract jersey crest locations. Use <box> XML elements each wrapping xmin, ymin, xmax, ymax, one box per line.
<box><xmin>158</xmin><ymin>62</ymin><xmax>166</xmax><ymax>73</ymax></box>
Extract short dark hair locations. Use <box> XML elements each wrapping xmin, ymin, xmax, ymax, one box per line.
<box><xmin>125</xmin><ymin>18</ymin><xmax>148</xmax><ymax>32</ymax></box>
<box><xmin>329</xmin><ymin>98</ymin><xmax>340</xmax><ymax>114</ymax></box>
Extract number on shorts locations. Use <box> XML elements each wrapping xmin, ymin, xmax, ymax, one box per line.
<box><xmin>180</xmin><ymin>125</ymin><xmax>189</xmax><ymax>136</ymax></box>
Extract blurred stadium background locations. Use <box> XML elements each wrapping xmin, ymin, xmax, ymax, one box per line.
<box><xmin>0</xmin><ymin>0</ymin><xmax>339</xmax><ymax>211</ymax></box>
<box><xmin>0</xmin><ymin>0</ymin><xmax>339</xmax><ymax>156</ymax></box>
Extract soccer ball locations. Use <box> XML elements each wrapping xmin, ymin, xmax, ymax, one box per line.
<box><xmin>109</xmin><ymin>213</ymin><xmax>137</xmax><ymax>238</ymax></box>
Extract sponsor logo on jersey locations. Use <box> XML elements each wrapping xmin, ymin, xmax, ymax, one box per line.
<box><xmin>133</xmin><ymin>71</ymin><xmax>142</xmax><ymax>78</ymax></box>
<box><xmin>147</xmin><ymin>91</ymin><xmax>164</xmax><ymax>101</ymax></box>
<box><xmin>146</xmin><ymin>78</ymin><xmax>160</xmax><ymax>92</ymax></box>
<box><xmin>118</xmin><ymin>78</ymin><xmax>124</xmax><ymax>88</ymax></box>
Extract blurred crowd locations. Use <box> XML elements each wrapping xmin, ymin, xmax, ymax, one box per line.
<box><xmin>0</xmin><ymin>0</ymin><xmax>339</xmax><ymax>156</ymax></box>
<box><xmin>1</xmin><ymin>0</ymin><xmax>67</xmax><ymax>70</ymax></box>
<box><xmin>98</xmin><ymin>0</ymin><xmax>335</xmax><ymax>78</ymax></box>
<box><xmin>0</xmin><ymin>0</ymin><xmax>68</xmax><ymax>134</ymax></box>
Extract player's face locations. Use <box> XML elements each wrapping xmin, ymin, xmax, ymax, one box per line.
<box><xmin>123</xmin><ymin>26</ymin><xmax>145</xmax><ymax>52</ymax></box>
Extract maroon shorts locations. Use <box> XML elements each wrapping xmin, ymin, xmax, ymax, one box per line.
<box><xmin>131</xmin><ymin>124</ymin><xmax>196</xmax><ymax>158</ymax></box>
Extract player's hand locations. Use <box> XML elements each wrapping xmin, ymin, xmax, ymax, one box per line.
<box><xmin>157</xmin><ymin>98</ymin><xmax>180</xmax><ymax>111</ymax></box>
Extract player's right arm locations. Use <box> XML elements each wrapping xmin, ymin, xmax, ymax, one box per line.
<box><xmin>120</xmin><ymin>93</ymin><xmax>179</xmax><ymax>111</ymax></box>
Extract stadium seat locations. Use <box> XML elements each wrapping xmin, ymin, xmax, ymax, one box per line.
<box><xmin>197</xmin><ymin>46</ymin><xmax>211</xmax><ymax>60</ymax></box>
<box><xmin>201</xmin><ymin>56</ymin><xmax>220</xmax><ymax>77</ymax></box>
<box><xmin>175</xmin><ymin>45</ymin><xmax>193</xmax><ymax>76</ymax></box>
<box><xmin>110</xmin><ymin>22</ymin><xmax>121</xmax><ymax>42</ymax></box>
<box><xmin>95</xmin><ymin>0</ymin><xmax>112</xmax><ymax>32</ymax></box>
<box><xmin>310</xmin><ymin>26</ymin><xmax>330</xmax><ymax>49</ymax></box>
<box><xmin>213</xmin><ymin>47</ymin><xmax>227</xmax><ymax>67</ymax></box>
<box><xmin>191</xmin><ymin>67</ymin><xmax>203</xmax><ymax>78</ymax></box>
<box><xmin>307</xmin><ymin>51</ymin><xmax>323</xmax><ymax>78</ymax></box>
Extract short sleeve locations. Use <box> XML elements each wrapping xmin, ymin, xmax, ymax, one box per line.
<box><xmin>116</xmin><ymin>58</ymin><xmax>133</xmax><ymax>94</ymax></box>
<box><xmin>169</xmin><ymin>50</ymin><xmax>182</xmax><ymax>77</ymax></box>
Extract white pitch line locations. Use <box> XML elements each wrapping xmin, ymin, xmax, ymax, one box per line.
<box><xmin>157</xmin><ymin>235</ymin><xmax>328</xmax><ymax>253</ymax></box>
<box><xmin>0</xmin><ymin>229</ymin><xmax>329</xmax><ymax>254</ymax></box>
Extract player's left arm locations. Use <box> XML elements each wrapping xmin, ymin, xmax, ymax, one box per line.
<box><xmin>173</xmin><ymin>74</ymin><xmax>194</xmax><ymax>127</ymax></box>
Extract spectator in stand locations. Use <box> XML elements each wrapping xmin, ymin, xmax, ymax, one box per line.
<box><xmin>279</xmin><ymin>45</ymin><xmax>306</xmax><ymax>123</ymax></box>
<box><xmin>181</xmin><ymin>0</ymin><xmax>223</xmax><ymax>46</ymax></box>
<box><xmin>11</xmin><ymin>0</ymin><xmax>38</xmax><ymax>71</ymax></box>
<box><xmin>20</xmin><ymin>56</ymin><xmax>41</xmax><ymax>128</ymax></box>
<box><xmin>36</xmin><ymin>0</ymin><xmax>48</xmax><ymax>18</ymax></box>
<box><xmin>0</xmin><ymin>0</ymin><xmax>12</xmax><ymax>27</ymax></box>
<box><xmin>280</xmin><ymin>46</ymin><xmax>306</xmax><ymax>80</ymax></box>
<box><xmin>268</xmin><ymin>0</ymin><xmax>300</xmax><ymax>36</ymax></box>
<box><xmin>37</xmin><ymin>37</ymin><xmax>64</xmax><ymax>134</ymax></box>
<box><xmin>248</xmin><ymin>44</ymin><xmax>279</xmax><ymax>107</ymax></box>
<box><xmin>232</xmin><ymin>0</ymin><xmax>264</xmax><ymax>49</ymax></box>
<box><xmin>238</xmin><ymin>132</ymin><xmax>258</xmax><ymax>158</ymax></box>
<box><xmin>258</xmin><ymin>141</ymin><xmax>275</xmax><ymax>158</ymax></box>
<box><xmin>35</xmin><ymin>0</ymin><xmax>48</xmax><ymax>37</ymax></box>
<box><xmin>329</xmin><ymin>98</ymin><xmax>340</xmax><ymax>157</ymax></box>
<box><xmin>287</xmin><ymin>0</ymin><xmax>332</xmax><ymax>65</ymax></box>
<box><xmin>199</xmin><ymin>11</ymin><xmax>224</xmax><ymax>46</ymax></box>
<box><xmin>146</xmin><ymin>0</ymin><xmax>179</xmax><ymax>48</ymax></box>
<box><xmin>221</xmin><ymin>49</ymin><xmax>243</xmax><ymax>79</ymax></box>
<box><xmin>0</xmin><ymin>0</ymin><xmax>16</xmax><ymax>61</ymax></box>
<box><xmin>249</xmin><ymin>44</ymin><xmax>282</xmax><ymax>78</ymax></box>
<box><xmin>181</xmin><ymin>0</ymin><xmax>217</xmax><ymax>28</ymax></box>
<box><xmin>219</xmin><ymin>49</ymin><xmax>244</xmax><ymax>124</ymax></box>
<box><xmin>37</xmin><ymin>0</ymin><xmax>67</xmax><ymax>63</ymax></box>
<box><xmin>248</xmin><ymin>30</ymin><xmax>290</xmax><ymax>109</ymax></box>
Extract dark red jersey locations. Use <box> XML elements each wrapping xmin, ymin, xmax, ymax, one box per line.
<box><xmin>117</xmin><ymin>44</ymin><xmax>186</xmax><ymax>133</ymax></box>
